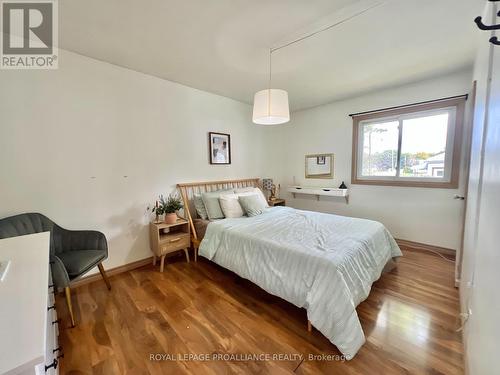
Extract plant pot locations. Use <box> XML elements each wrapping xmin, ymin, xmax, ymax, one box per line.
<box><xmin>164</xmin><ymin>212</ymin><xmax>177</xmax><ymax>224</ymax></box>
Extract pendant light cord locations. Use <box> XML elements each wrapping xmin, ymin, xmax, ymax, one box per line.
<box><xmin>260</xmin><ymin>1</ymin><xmax>384</xmax><ymax>120</ymax></box>
<box><xmin>268</xmin><ymin>48</ymin><xmax>272</xmax><ymax>116</ymax></box>
<box><xmin>270</xmin><ymin>2</ymin><xmax>384</xmax><ymax>53</ymax></box>
<box><xmin>269</xmin><ymin>48</ymin><xmax>272</xmax><ymax>89</ymax></box>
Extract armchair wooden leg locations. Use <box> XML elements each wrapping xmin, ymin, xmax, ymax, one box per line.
<box><xmin>65</xmin><ymin>287</ymin><xmax>76</xmax><ymax>328</ymax></box>
<box><xmin>98</xmin><ymin>263</ymin><xmax>111</xmax><ymax>290</ymax></box>
<box><xmin>307</xmin><ymin>320</ymin><xmax>312</xmax><ymax>332</ymax></box>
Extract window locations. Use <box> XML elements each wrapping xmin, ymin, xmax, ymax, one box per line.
<box><xmin>351</xmin><ymin>97</ymin><xmax>466</xmax><ymax>188</ymax></box>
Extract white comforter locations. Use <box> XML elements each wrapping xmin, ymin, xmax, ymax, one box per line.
<box><xmin>199</xmin><ymin>206</ymin><xmax>402</xmax><ymax>359</ymax></box>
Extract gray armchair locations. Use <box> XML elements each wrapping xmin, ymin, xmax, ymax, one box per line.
<box><xmin>0</xmin><ymin>213</ymin><xmax>111</xmax><ymax>327</ymax></box>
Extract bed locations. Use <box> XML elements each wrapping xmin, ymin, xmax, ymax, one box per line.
<box><xmin>177</xmin><ymin>179</ymin><xmax>402</xmax><ymax>359</ymax></box>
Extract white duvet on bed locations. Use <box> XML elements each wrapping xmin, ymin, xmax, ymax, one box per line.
<box><xmin>199</xmin><ymin>206</ymin><xmax>402</xmax><ymax>359</ymax></box>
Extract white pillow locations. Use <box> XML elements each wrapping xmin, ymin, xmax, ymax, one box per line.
<box><xmin>201</xmin><ymin>189</ymin><xmax>233</xmax><ymax>220</ymax></box>
<box><xmin>234</xmin><ymin>187</ymin><xmax>255</xmax><ymax>194</ymax></box>
<box><xmin>236</xmin><ymin>189</ymin><xmax>268</xmax><ymax>206</ymax></box>
<box><xmin>234</xmin><ymin>187</ymin><xmax>268</xmax><ymax>207</ymax></box>
<box><xmin>239</xmin><ymin>194</ymin><xmax>267</xmax><ymax>217</ymax></box>
<box><xmin>219</xmin><ymin>194</ymin><xmax>245</xmax><ymax>218</ymax></box>
<box><xmin>251</xmin><ymin>188</ymin><xmax>269</xmax><ymax>208</ymax></box>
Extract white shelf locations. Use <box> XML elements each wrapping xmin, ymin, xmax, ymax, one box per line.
<box><xmin>287</xmin><ymin>186</ymin><xmax>349</xmax><ymax>203</ymax></box>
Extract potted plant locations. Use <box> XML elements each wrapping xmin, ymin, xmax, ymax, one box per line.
<box><xmin>150</xmin><ymin>194</ymin><xmax>183</xmax><ymax>224</ymax></box>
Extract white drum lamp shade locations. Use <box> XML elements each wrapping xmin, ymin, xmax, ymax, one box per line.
<box><xmin>252</xmin><ymin>89</ymin><xmax>290</xmax><ymax>125</ymax></box>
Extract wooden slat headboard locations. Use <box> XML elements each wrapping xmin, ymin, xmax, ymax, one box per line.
<box><xmin>177</xmin><ymin>178</ymin><xmax>260</xmax><ymax>241</ymax></box>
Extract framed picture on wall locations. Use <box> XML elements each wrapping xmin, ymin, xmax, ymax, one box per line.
<box><xmin>209</xmin><ymin>132</ymin><xmax>231</xmax><ymax>164</ymax></box>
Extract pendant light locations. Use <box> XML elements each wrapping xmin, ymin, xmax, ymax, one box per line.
<box><xmin>252</xmin><ymin>49</ymin><xmax>290</xmax><ymax>125</ymax></box>
<box><xmin>252</xmin><ymin>2</ymin><xmax>382</xmax><ymax>125</ymax></box>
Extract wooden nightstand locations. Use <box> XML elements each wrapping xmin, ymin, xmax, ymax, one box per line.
<box><xmin>149</xmin><ymin>218</ymin><xmax>190</xmax><ymax>272</ymax></box>
<box><xmin>268</xmin><ymin>198</ymin><xmax>286</xmax><ymax>207</ymax></box>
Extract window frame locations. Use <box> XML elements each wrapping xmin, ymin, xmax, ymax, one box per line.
<box><xmin>351</xmin><ymin>97</ymin><xmax>466</xmax><ymax>189</ymax></box>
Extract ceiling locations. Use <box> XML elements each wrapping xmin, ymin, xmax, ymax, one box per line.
<box><xmin>60</xmin><ymin>0</ymin><xmax>482</xmax><ymax>111</ymax></box>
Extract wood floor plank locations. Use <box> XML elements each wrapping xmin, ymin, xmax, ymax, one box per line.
<box><xmin>57</xmin><ymin>249</ymin><xmax>463</xmax><ymax>374</ymax></box>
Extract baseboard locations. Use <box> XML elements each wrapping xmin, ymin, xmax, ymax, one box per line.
<box><xmin>71</xmin><ymin>256</ymin><xmax>153</xmax><ymax>289</ymax></box>
<box><xmin>396</xmin><ymin>238</ymin><xmax>456</xmax><ymax>259</ymax></box>
<box><xmin>70</xmin><ymin>239</ymin><xmax>454</xmax><ymax>288</ymax></box>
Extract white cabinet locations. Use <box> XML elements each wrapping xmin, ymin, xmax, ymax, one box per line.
<box><xmin>0</xmin><ymin>232</ymin><xmax>60</xmax><ymax>375</ymax></box>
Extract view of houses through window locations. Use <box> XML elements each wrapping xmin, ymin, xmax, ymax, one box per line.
<box><xmin>359</xmin><ymin>112</ymin><xmax>451</xmax><ymax>179</ymax></box>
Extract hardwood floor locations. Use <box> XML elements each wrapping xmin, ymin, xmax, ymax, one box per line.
<box><xmin>57</xmin><ymin>248</ymin><xmax>463</xmax><ymax>374</ymax></box>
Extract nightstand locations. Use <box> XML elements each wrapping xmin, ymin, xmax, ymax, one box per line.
<box><xmin>268</xmin><ymin>198</ymin><xmax>286</xmax><ymax>207</ymax></box>
<box><xmin>149</xmin><ymin>218</ymin><xmax>190</xmax><ymax>272</ymax></box>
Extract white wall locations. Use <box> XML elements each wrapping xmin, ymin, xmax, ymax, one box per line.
<box><xmin>0</xmin><ymin>50</ymin><xmax>265</xmax><ymax>273</ymax></box>
<box><xmin>0</xmin><ymin>48</ymin><xmax>474</xmax><ymax>273</ymax></box>
<box><xmin>263</xmin><ymin>69</ymin><xmax>473</xmax><ymax>250</ymax></box>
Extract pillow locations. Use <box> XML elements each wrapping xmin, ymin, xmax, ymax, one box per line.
<box><xmin>239</xmin><ymin>194</ymin><xmax>267</xmax><ymax>217</ymax></box>
<box><xmin>234</xmin><ymin>187</ymin><xmax>269</xmax><ymax>207</ymax></box>
<box><xmin>201</xmin><ymin>189</ymin><xmax>233</xmax><ymax>220</ymax></box>
<box><xmin>252</xmin><ymin>187</ymin><xmax>269</xmax><ymax>208</ymax></box>
<box><xmin>219</xmin><ymin>194</ymin><xmax>245</xmax><ymax>218</ymax></box>
<box><xmin>234</xmin><ymin>187</ymin><xmax>255</xmax><ymax>194</ymax></box>
<box><xmin>193</xmin><ymin>193</ymin><xmax>208</xmax><ymax>220</ymax></box>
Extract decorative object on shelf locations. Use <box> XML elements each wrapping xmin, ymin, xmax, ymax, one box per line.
<box><xmin>252</xmin><ymin>2</ymin><xmax>382</xmax><ymax>125</ymax></box>
<box><xmin>339</xmin><ymin>181</ymin><xmax>347</xmax><ymax>189</ymax></box>
<box><xmin>305</xmin><ymin>154</ymin><xmax>334</xmax><ymax>179</ymax></box>
<box><xmin>288</xmin><ymin>185</ymin><xmax>349</xmax><ymax>203</ymax></box>
<box><xmin>153</xmin><ymin>200</ymin><xmax>161</xmax><ymax>223</ymax></box>
<box><xmin>209</xmin><ymin>132</ymin><xmax>231</xmax><ymax>164</ymax></box>
<box><xmin>148</xmin><ymin>198</ymin><xmax>164</xmax><ymax>223</ymax></box>
<box><xmin>474</xmin><ymin>3</ymin><xmax>500</xmax><ymax>46</ymax></box>
<box><xmin>262</xmin><ymin>178</ymin><xmax>279</xmax><ymax>201</ymax></box>
<box><xmin>149</xmin><ymin>194</ymin><xmax>183</xmax><ymax>224</ymax></box>
<box><xmin>163</xmin><ymin>194</ymin><xmax>183</xmax><ymax>224</ymax></box>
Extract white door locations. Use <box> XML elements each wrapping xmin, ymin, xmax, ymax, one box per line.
<box><xmin>459</xmin><ymin>5</ymin><xmax>493</xmax><ymax>312</ymax></box>
<box><xmin>460</xmin><ymin>2</ymin><xmax>500</xmax><ymax>374</ymax></box>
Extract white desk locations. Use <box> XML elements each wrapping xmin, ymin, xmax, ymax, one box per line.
<box><xmin>0</xmin><ymin>232</ymin><xmax>58</xmax><ymax>375</ymax></box>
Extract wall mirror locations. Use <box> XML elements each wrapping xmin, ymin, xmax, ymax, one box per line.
<box><xmin>305</xmin><ymin>153</ymin><xmax>334</xmax><ymax>179</ymax></box>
